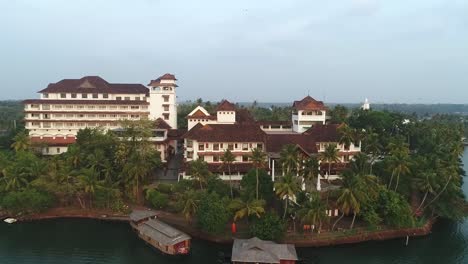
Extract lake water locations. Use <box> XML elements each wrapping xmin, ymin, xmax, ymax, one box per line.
<box><xmin>1</xmin><ymin>150</ymin><xmax>468</xmax><ymax>264</ymax></box>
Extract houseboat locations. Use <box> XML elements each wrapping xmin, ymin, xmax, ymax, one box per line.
<box><xmin>129</xmin><ymin>210</ymin><xmax>191</xmax><ymax>255</ymax></box>
<box><xmin>231</xmin><ymin>237</ymin><xmax>298</xmax><ymax>264</ymax></box>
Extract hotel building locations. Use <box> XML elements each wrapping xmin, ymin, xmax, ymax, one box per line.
<box><xmin>23</xmin><ymin>73</ymin><xmax>179</xmax><ymax>159</ymax></box>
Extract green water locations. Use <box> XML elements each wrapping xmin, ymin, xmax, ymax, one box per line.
<box><xmin>1</xmin><ymin>150</ymin><xmax>468</xmax><ymax>264</ymax></box>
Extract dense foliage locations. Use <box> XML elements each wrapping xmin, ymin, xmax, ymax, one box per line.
<box><xmin>250</xmin><ymin>212</ymin><xmax>285</xmax><ymax>240</ymax></box>
<box><xmin>196</xmin><ymin>192</ymin><xmax>230</xmax><ymax>235</ymax></box>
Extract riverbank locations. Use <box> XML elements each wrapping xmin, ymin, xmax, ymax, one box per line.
<box><xmin>7</xmin><ymin>207</ymin><xmax>435</xmax><ymax>248</ymax></box>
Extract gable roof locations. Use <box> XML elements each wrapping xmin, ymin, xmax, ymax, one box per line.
<box><xmin>155</xmin><ymin>118</ymin><xmax>172</xmax><ymax>130</ymax></box>
<box><xmin>138</xmin><ymin>218</ymin><xmax>190</xmax><ymax>246</ymax></box>
<box><xmin>216</xmin><ymin>100</ymin><xmax>236</xmax><ymax>111</ymax></box>
<box><xmin>39</xmin><ymin>76</ymin><xmax>149</xmax><ymax>94</ymax></box>
<box><xmin>187</xmin><ymin>106</ymin><xmax>211</xmax><ymax>118</ymax></box>
<box><xmin>292</xmin><ymin>96</ymin><xmax>327</xmax><ymax>111</ymax></box>
<box><xmin>304</xmin><ymin>124</ymin><xmax>341</xmax><ymax>142</ymax></box>
<box><xmin>148</xmin><ymin>73</ymin><xmax>178</xmax><ymax>87</ymax></box>
<box><xmin>183</xmin><ymin>123</ymin><xmax>266</xmax><ymax>142</ymax></box>
<box><xmin>231</xmin><ymin>237</ymin><xmax>298</xmax><ymax>263</ymax></box>
<box><xmin>266</xmin><ymin>134</ymin><xmax>317</xmax><ymax>155</ymax></box>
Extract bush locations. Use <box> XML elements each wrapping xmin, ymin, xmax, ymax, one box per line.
<box><xmin>197</xmin><ymin>192</ymin><xmax>230</xmax><ymax>235</ymax></box>
<box><xmin>156</xmin><ymin>183</ymin><xmax>173</xmax><ymax>194</ymax></box>
<box><xmin>173</xmin><ymin>179</ymin><xmax>195</xmax><ymax>193</ymax></box>
<box><xmin>250</xmin><ymin>212</ymin><xmax>285</xmax><ymax>241</ymax></box>
<box><xmin>1</xmin><ymin>189</ymin><xmax>54</xmax><ymax>214</ymax></box>
<box><xmin>377</xmin><ymin>189</ymin><xmax>414</xmax><ymax>228</ymax></box>
<box><xmin>94</xmin><ymin>187</ymin><xmax>125</xmax><ymax>212</ymax></box>
<box><xmin>146</xmin><ymin>189</ymin><xmax>169</xmax><ymax>209</ymax></box>
<box><xmin>207</xmin><ymin>175</ymin><xmax>231</xmax><ymax>198</ymax></box>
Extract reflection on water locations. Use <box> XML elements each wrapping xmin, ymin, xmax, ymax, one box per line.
<box><xmin>1</xmin><ymin>150</ymin><xmax>467</xmax><ymax>264</ymax></box>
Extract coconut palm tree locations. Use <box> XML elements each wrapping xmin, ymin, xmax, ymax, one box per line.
<box><xmin>280</xmin><ymin>145</ymin><xmax>298</xmax><ymax>175</ymax></box>
<box><xmin>2</xmin><ymin>168</ymin><xmax>29</xmax><ymax>191</ymax></box>
<box><xmin>298</xmin><ymin>191</ymin><xmax>327</xmax><ymax>233</ymax></box>
<box><xmin>11</xmin><ymin>131</ymin><xmax>30</xmax><ymax>152</ymax></box>
<box><xmin>301</xmin><ymin>156</ymin><xmax>319</xmax><ymax>191</ymax></box>
<box><xmin>333</xmin><ymin>181</ymin><xmax>360</xmax><ymax>229</ymax></box>
<box><xmin>338</xmin><ymin>124</ymin><xmax>355</xmax><ymax>150</ymax></box>
<box><xmin>77</xmin><ymin>168</ymin><xmax>101</xmax><ymax>208</ymax></box>
<box><xmin>388</xmin><ymin>150</ymin><xmax>411</xmax><ymax>192</ymax></box>
<box><xmin>122</xmin><ymin>152</ymin><xmax>153</xmax><ymax>203</ymax></box>
<box><xmin>413</xmin><ymin>171</ymin><xmax>438</xmax><ymax>212</ymax></box>
<box><xmin>274</xmin><ymin>174</ymin><xmax>301</xmax><ymax>219</ymax></box>
<box><xmin>189</xmin><ymin>158</ymin><xmax>211</xmax><ymax>190</ymax></box>
<box><xmin>221</xmin><ymin>149</ymin><xmax>236</xmax><ymax>199</ymax></box>
<box><xmin>319</xmin><ymin>144</ymin><xmax>340</xmax><ymax>181</ymax></box>
<box><xmin>229</xmin><ymin>198</ymin><xmax>266</xmax><ymax>222</ymax></box>
<box><xmin>251</xmin><ymin>148</ymin><xmax>267</xmax><ymax>200</ymax></box>
<box><xmin>179</xmin><ymin>190</ymin><xmax>200</xmax><ymax>224</ymax></box>
<box><xmin>363</xmin><ymin>129</ymin><xmax>382</xmax><ymax>174</ymax></box>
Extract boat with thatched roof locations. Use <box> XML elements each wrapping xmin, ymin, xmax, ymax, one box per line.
<box><xmin>129</xmin><ymin>210</ymin><xmax>191</xmax><ymax>255</ymax></box>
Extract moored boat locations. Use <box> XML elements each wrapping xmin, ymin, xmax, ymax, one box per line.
<box><xmin>4</xmin><ymin>218</ymin><xmax>17</xmax><ymax>224</ymax></box>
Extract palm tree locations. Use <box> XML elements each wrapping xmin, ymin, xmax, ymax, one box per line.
<box><xmin>301</xmin><ymin>157</ymin><xmax>319</xmax><ymax>191</ymax></box>
<box><xmin>338</xmin><ymin>124</ymin><xmax>355</xmax><ymax>150</ymax></box>
<box><xmin>251</xmin><ymin>148</ymin><xmax>267</xmax><ymax>200</ymax></box>
<box><xmin>122</xmin><ymin>153</ymin><xmax>153</xmax><ymax>203</ymax></box>
<box><xmin>274</xmin><ymin>174</ymin><xmax>301</xmax><ymax>219</ymax></box>
<box><xmin>11</xmin><ymin>131</ymin><xmax>30</xmax><ymax>152</ymax></box>
<box><xmin>280</xmin><ymin>145</ymin><xmax>298</xmax><ymax>175</ymax></box>
<box><xmin>179</xmin><ymin>190</ymin><xmax>200</xmax><ymax>224</ymax></box>
<box><xmin>298</xmin><ymin>192</ymin><xmax>327</xmax><ymax>233</ymax></box>
<box><xmin>2</xmin><ymin>168</ymin><xmax>29</xmax><ymax>191</ymax></box>
<box><xmin>363</xmin><ymin>129</ymin><xmax>381</xmax><ymax>174</ymax></box>
<box><xmin>319</xmin><ymin>144</ymin><xmax>340</xmax><ymax>181</ymax></box>
<box><xmin>388</xmin><ymin>150</ymin><xmax>411</xmax><ymax>192</ymax></box>
<box><xmin>189</xmin><ymin>159</ymin><xmax>211</xmax><ymax>190</ymax></box>
<box><xmin>77</xmin><ymin>168</ymin><xmax>101</xmax><ymax>208</ymax></box>
<box><xmin>229</xmin><ymin>198</ymin><xmax>266</xmax><ymax>222</ymax></box>
<box><xmin>221</xmin><ymin>149</ymin><xmax>236</xmax><ymax>199</ymax></box>
<box><xmin>413</xmin><ymin>171</ymin><xmax>437</xmax><ymax>212</ymax></box>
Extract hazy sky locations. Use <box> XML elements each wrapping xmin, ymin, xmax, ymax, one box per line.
<box><xmin>1</xmin><ymin>0</ymin><xmax>468</xmax><ymax>103</ymax></box>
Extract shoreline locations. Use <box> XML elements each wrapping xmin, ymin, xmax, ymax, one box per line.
<box><xmin>6</xmin><ymin>207</ymin><xmax>435</xmax><ymax>248</ymax></box>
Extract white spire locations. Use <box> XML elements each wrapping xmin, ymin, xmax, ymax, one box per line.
<box><xmin>362</xmin><ymin>98</ymin><xmax>370</xmax><ymax>110</ymax></box>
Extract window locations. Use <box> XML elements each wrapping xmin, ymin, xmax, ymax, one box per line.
<box><xmin>42</xmin><ymin>105</ymin><xmax>50</xmax><ymax>110</ymax></box>
<box><xmin>78</xmin><ymin>114</ymin><xmax>84</xmax><ymax>118</ymax></box>
<box><xmin>213</xmin><ymin>143</ymin><xmax>220</xmax><ymax>151</ymax></box>
<box><xmin>131</xmin><ymin>106</ymin><xmax>139</xmax><ymax>109</ymax></box>
<box><xmin>135</xmin><ymin>97</ymin><xmax>140</xmax><ymax>101</ymax></box>
<box><xmin>92</xmin><ymin>93</ymin><xmax>98</xmax><ymax>99</ymax></box>
<box><xmin>66</xmin><ymin>105</ymin><xmax>73</xmax><ymax>109</ymax></box>
<box><xmin>131</xmin><ymin>115</ymin><xmax>139</xmax><ymax>119</ymax></box>
<box><xmin>45</xmin><ymin>147</ymin><xmax>49</xmax><ymax>154</ymax></box>
<box><xmin>344</xmin><ymin>155</ymin><xmax>350</xmax><ymax>162</ymax></box>
<box><xmin>163</xmin><ymin>113</ymin><xmax>169</xmax><ymax>120</ymax></box>
<box><xmin>242</xmin><ymin>143</ymin><xmax>248</xmax><ymax>151</ymax></box>
<box><xmin>120</xmin><ymin>114</ymin><xmax>127</xmax><ymax>118</ymax></box>
<box><xmin>77</xmin><ymin>105</ymin><xmax>84</xmax><ymax>109</ymax></box>
<box><xmin>66</xmin><ymin>114</ymin><xmax>74</xmax><ymax>118</ymax></box>
<box><xmin>71</xmin><ymin>93</ymin><xmax>77</xmax><ymax>98</ymax></box>
<box><xmin>99</xmin><ymin>114</ymin><xmax>106</xmax><ymax>118</ymax></box>
<box><xmin>53</xmin><ymin>105</ymin><xmax>62</xmax><ymax>109</ymax></box>
<box><xmin>103</xmin><ymin>93</ymin><xmax>109</xmax><ymax>99</ymax></box>
<box><xmin>163</xmin><ymin>95</ymin><xmax>169</xmax><ymax>102</ymax></box>
<box><xmin>116</xmin><ymin>97</ymin><xmax>122</xmax><ymax>101</ymax></box>
<box><xmin>82</xmin><ymin>94</ymin><xmax>88</xmax><ymax>99</ymax></box>
<box><xmin>124</xmin><ymin>97</ymin><xmax>130</xmax><ymax>101</ymax></box>
<box><xmin>242</xmin><ymin>155</ymin><xmax>249</xmax><ymax>162</ymax></box>
<box><xmin>120</xmin><ymin>106</ymin><xmax>128</xmax><ymax>109</ymax></box>
<box><xmin>344</xmin><ymin>144</ymin><xmax>350</xmax><ymax>151</ymax></box>
<box><xmin>43</xmin><ymin>93</ymin><xmax>49</xmax><ymax>98</ymax></box>
<box><xmin>213</xmin><ymin>156</ymin><xmax>220</xmax><ymax>162</ymax></box>
<box><xmin>163</xmin><ymin>105</ymin><xmax>169</xmax><ymax>111</ymax></box>
<box><xmin>199</xmin><ymin>156</ymin><xmax>204</xmax><ymax>161</ymax></box>
<box><xmin>60</xmin><ymin>93</ymin><xmax>66</xmax><ymax>98</ymax></box>
<box><xmin>88</xmin><ymin>114</ymin><xmax>96</xmax><ymax>118</ymax></box>
<box><xmin>198</xmin><ymin>144</ymin><xmax>205</xmax><ymax>151</ymax></box>
<box><xmin>54</xmin><ymin>114</ymin><xmax>62</xmax><ymax>118</ymax></box>
<box><xmin>235</xmin><ymin>143</ymin><xmax>238</xmax><ymax>149</ymax></box>
<box><xmin>187</xmin><ymin>151</ymin><xmax>193</xmax><ymax>159</ymax></box>
<box><xmin>87</xmin><ymin>105</ymin><xmax>95</xmax><ymax>109</ymax></box>
<box><xmin>99</xmin><ymin>106</ymin><xmax>106</xmax><ymax>109</ymax></box>
<box><xmin>30</xmin><ymin>104</ymin><xmax>40</xmax><ymax>108</ymax></box>
<box><xmin>187</xmin><ymin>140</ymin><xmax>193</xmax><ymax>148</ymax></box>
<box><xmin>56</xmin><ymin>148</ymin><xmax>61</xmax><ymax>154</ymax></box>
<box><xmin>257</xmin><ymin>143</ymin><xmax>263</xmax><ymax>150</ymax></box>
<box><xmin>43</xmin><ymin>114</ymin><xmax>50</xmax><ymax>119</ymax></box>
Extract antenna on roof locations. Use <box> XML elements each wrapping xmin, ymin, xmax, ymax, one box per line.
<box><xmin>307</xmin><ymin>89</ymin><xmax>310</xmax><ymax>96</ymax></box>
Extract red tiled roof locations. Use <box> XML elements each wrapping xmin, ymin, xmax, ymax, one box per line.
<box><xmin>148</xmin><ymin>73</ymin><xmax>178</xmax><ymax>86</ymax></box>
<box><xmin>38</xmin><ymin>76</ymin><xmax>148</xmax><ymax>94</ymax></box>
<box><xmin>303</xmin><ymin>124</ymin><xmax>340</xmax><ymax>142</ymax></box>
<box><xmin>319</xmin><ymin>162</ymin><xmax>350</xmax><ymax>172</ymax></box>
<box><xmin>188</xmin><ymin>109</ymin><xmax>210</xmax><ymax>118</ymax></box>
<box><xmin>168</xmin><ymin>128</ymin><xmax>187</xmax><ymax>139</ymax></box>
<box><xmin>257</xmin><ymin>120</ymin><xmax>292</xmax><ymax>126</ymax></box>
<box><xmin>292</xmin><ymin>96</ymin><xmax>327</xmax><ymax>111</ymax></box>
<box><xmin>30</xmin><ymin>136</ymin><xmax>76</xmax><ymax>146</ymax></box>
<box><xmin>216</xmin><ymin>100</ymin><xmax>236</xmax><ymax>111</ymax></box>
<box><xmin>23</xmin><ymin>99</ymin><xmax>150</xmax><ymax>105</ymax></box>
<box><xmin>235</xmin><ymin>109</ymin><xmax>256</xmax><ymax>124</ymax></box>
<box><xmin>155</xmin><ymin>118</ymin><xmax>172</xmax><ymax>130</ymax></box>
<box><xmin>266</xmin><ymin>134</ymin><xmax>317</xmax><ymax>155</ymax></box>
<box><xmin>183</xmin><ymin>123</ymin><xmax>266</xmax><ymax>142</ymax></box>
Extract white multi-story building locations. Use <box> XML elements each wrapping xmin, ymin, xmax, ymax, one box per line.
<box><xmin>23</xmin><ymin>74</ymin><xmax>179</xmax><ymax>156</ymax></box>
<box><xmin>292</xmin><ymin>96</ymin><xmax>328</xmax><ymax>133</ymax></box>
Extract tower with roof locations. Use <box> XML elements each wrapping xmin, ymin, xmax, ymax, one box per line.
<box><xmin>291</xmin><ymin>96</ymin><xmax>328</xmax><ymax>133</ymax></box>
<box><xmin>148</xmin><ymin>73</ymin><xmax>178</xmax><ymax>129</ymax></box>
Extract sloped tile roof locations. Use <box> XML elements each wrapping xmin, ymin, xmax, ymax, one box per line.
<box><xmin>216</xmin><ymin>100</ymin><xmax>236</xmax><ymax>111</ymax></box>
<box><xmin>292</xmin><ymin>96</ymin><xmax>327</xmax><ymax>111</ymax></box>
<box><xmin>266</xmin><ymin>134</ymin><xmax>317</xmax><ymax>155</ymax></box>
<box><xmin>38</xmin><ymin>76</ymin><xmax>149</xmax><ymax>94</ymax></box>
<box><xmin>183</xmin><ymin>123</ymin><xmax>266</xmax><ymax>142</ymax></box>
<box><xmin>303</xmin><ymin>124</ymin><xmax>341</xmax><ymax>142</ymax></box>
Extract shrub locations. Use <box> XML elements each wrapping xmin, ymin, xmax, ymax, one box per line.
<box><xmin>1</xmin><ymin>189</ymin><xmax>54</xmax><ymax>214</ymax></box>
<box><xmin>197</xmin><ymin>192</ymin><xmax>230</xmax><ymax>235</ymax></box>
<box><xmin>156</xmin><ymin>183</ymin><xmax>173</xmax><ymax>194</ymax></box>
<box><xmin>173</xmin><ymin>179</ymin><xmax>195</xmax><ymax>193</ymax></box>
<box><xmin>240</xmin><ymin>169</ymin><xmax>274</xmax><ymax>202</ymax></box>
<box><xmin>250</xmin><ymin>212</ymin><xmax>285</xmax><ymax>241</ymax></box>
<box><xmin>146</xmin><ymin>189</ymin><xmax>169</xmax><ymax>209</ymax></box>
<box><xmin>206</xmin><ymin>175</ymin><xmax>231</xmax><ymax>198</ymax></box>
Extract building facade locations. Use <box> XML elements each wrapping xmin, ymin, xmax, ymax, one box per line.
<box><xmin>23</xmin><ymin>74</ymin><xmax>178</xmax><ymax>157</ymax></box>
